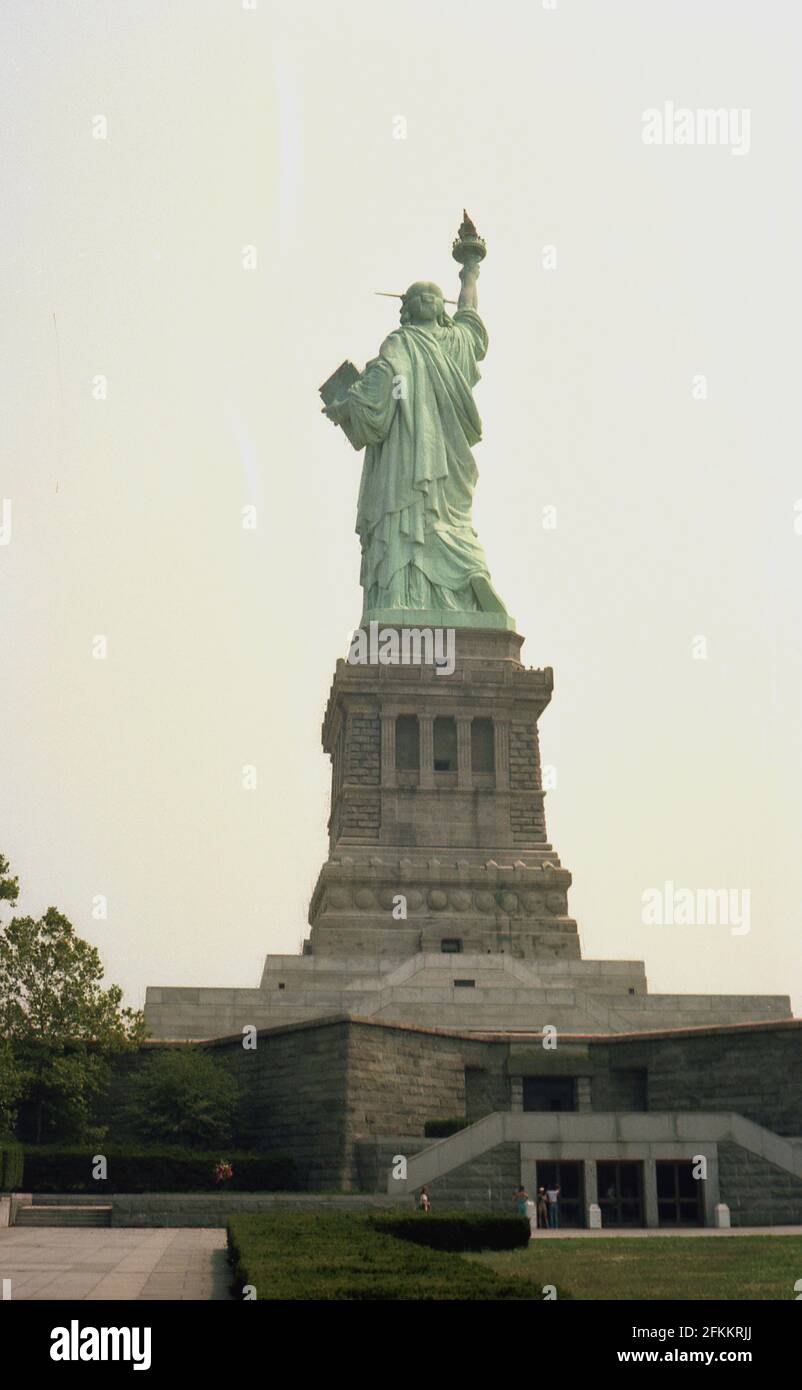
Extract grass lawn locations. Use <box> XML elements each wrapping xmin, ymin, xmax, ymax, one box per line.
<box><xmin>467</xmin><ymin>1236</ymin><xmax>802</xmax><ymax>1300</ymax></box>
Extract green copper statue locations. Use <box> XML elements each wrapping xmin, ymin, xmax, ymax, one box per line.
<box><xmin>321</xmin><ymin>213</ymin><xmax>512</xmax><ymax>629</ymax></box>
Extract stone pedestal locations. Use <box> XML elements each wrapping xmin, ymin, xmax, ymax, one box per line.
<box><xmin>306</xmin><ymin>626</ymin><xmax>581</xmax><ymax>961</ymax></box>
<box><xmin>143</xmin><ymin>620</ymin><xmax>794</xmax><ymax>1039</ymax></box>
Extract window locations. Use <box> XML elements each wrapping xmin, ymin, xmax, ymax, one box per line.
<box><xmin>471</xmin><ymin>718</ymin><xmax>495</xmax><ymax>773</ymax></box>
<box><xmin>433</xmin><ymin>716</ymin><xmax>457</xmax><ymax>771</ymax></box>
<box><xmin>440</xmin><ymin>938</ymin><xmax>462</xmax><ymax>954</ymax></box>
<box><xmin>278</xmin><ymin>983</ymin><xmax>285</xmax><ymax>990</ymax></box>
<box><xmin>396</xmin><ymin>715</ymin><xmax>419</xmax><ymax>771</ymax></box>
<box><xmin>454</xmin><ymin>979</ymin><xmax>475</xmax><ymax>988</ymax></box>
<box><xmin>522</xmin><ymin>1076</ymin><xmax>576</xmax><ymax>1112</ymax></box>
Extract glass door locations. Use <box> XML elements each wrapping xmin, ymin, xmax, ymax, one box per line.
<box><xmin>656</xmin><ymin>1161</ymin><xmax>704</xmax><ymax>1226</ymax></box>
<box><xmin>596</xmin><ymin>1161</ymin><xmax>644</xmax><ymax>1226</ymax></box>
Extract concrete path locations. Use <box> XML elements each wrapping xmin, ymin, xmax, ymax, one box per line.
<box><xmin>529</xmin><ymin>1225</ymin><xmax>802</xmax><ymax>1238</ymax></box>
<box><xmin>0</xmin><ymin>1227</ymin><xmax>232</xmax><ymax>1301</ymax></box>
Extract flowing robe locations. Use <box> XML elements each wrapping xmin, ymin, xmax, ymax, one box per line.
<box><xmin>343</xmin><ymin>308</ymin><xmax>507</xmax><ymax>615</ymax></box>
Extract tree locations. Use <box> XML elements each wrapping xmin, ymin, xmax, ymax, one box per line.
<box><xmin>0</xmin><ymin>1040</ymin><xmax>25</xmax><ymax>1136</ymax></box>
<box><xmin>0</xmin><ymin>854</ymin><xmax>145</xmax><ymax>1143</ymax></box>
<box><xmin>0</xmin><ymin>854</ymin><xmax>19</xmax><ymax>910</ymax></box>
<box><xmin>123</xmin><ymin>1048</ymin><xmax>239</xmax><ymax>1149</ymax></box>
<box><xmin>0</xmin><ymin>857</ymin><xmax>25</xmax><ymax>1134</ymax></box>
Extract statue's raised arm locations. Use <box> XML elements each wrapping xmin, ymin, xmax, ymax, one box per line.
<box><xmin>453</xmin><ymin>210</ymin><xmax>486</xmax><ymax>315</ymax></box>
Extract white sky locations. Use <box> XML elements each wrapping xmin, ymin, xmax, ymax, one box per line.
<box><xmin>1</xmin><ymin>0</ymin><xmax>801</xmax><ymax>1016</ymax></box>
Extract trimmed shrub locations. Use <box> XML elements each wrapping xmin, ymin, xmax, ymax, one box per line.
<box><xmin>0</xmin><ymin>1139</ymin><xmax>24</xmax><ymax>1191</ymax></box>
<box><xmin>423</xmin><ymin>1117</ymin><xmax>466</xmax><ymax>1138</ymax></box>
<box><xmin>370</xmin><ymin>1213</ymin><xmax>530</xmax><ymax>1252</ymax></box>
<box><xmin>20</xmin><ymin>1147</ymin><xmax>299</xmax><ymax>1193</ymax></box>
<box><xmin>227</xmin><ymin>1211</ymin><xmax>540</xmax><ymax>1301</ymax></box>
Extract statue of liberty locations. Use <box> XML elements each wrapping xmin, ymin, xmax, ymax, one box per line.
<box><xmin>321</xmin><ymin>214</ymin><xmax>511</xmax><ymax>627</ymax></box>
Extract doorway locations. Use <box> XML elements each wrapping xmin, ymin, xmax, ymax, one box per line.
<box><xmin>534</xmin><ymin>1160</ymin><xmax>585</xmax><ymax>1228</ymax></box>
<box><xmin>656</xmin><ymin>1161</ymin><xmax>704</xmax><ymax>1226</ymax></box>
<box><xmin>596</xmin><ymin>1161</ymin><xmax>644</xmax><ymax>1226</ymax></box>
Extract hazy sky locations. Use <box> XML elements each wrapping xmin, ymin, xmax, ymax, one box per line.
<box><xmin>2</xmin><ymin>0</ymin><xmax>801</xmax><ymax>1016</ymax></box>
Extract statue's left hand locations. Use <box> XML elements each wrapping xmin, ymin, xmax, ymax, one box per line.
<box><xmin>322</xmin><ymin>397</ymin><xmax>351</xmax><ymax>428</ymax></box>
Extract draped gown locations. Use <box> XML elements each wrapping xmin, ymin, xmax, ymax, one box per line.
<box><xmin>342</xmin><ymin>308</ymin><xmax>508</xmax><ymax>617</ymax></box>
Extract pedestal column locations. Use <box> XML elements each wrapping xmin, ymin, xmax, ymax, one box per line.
<box><xmin>456</xmin><ymin>715</ymin><xmax>472</xmax><ymax>790</ymax></box>
<box><xmin>419</xmin><ymin>715</ymin><xmax>434</xmax><ymax>789</ymax></box>
<box><xmin>494</xmin><ymin>720</ymin><xmax>510</xmax><ymax>790</ymax></box>
<box><xmin>381</xmin><ymin>713</ymin><xmax>396</xmax><ymax>788</ymax></box>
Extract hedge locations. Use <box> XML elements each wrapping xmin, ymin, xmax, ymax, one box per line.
<box><xmin>19</xmin><ymin>1147</ymin><xmax>299</xmax><ymax>1193</ymax></box>
<box><xmin>370</xmin><ymin>1213</ymin><xmax>530</xmax><ymax>1252</ymax></box>
<box><xmin>227</xmin><ymin>1211</ymin><xmax>541</xmax><ymax>1300</ymax></box>
<box><xmin>0</xmin><ymin>1139</ymin><xmax>24</xmax><ymax>1191</ymax></box>
<box><xmin>423</xmin><ymin>1117</ymin><xmax>467</xmax><ymax>1138</ymax></box>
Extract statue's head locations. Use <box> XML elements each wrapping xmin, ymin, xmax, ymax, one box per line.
<box><xmin>400</xmin><ymin>281</ymin><xmax>448</xmax><ymax>327</ymax></box>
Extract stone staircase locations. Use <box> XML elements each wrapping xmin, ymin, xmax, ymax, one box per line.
<box><xmin>355</xmin><ymin>1136</ymin><xmax>520</xmax><ymax>1209</ymax></box>
<box><xmin>390</xmin><ymin>1110</ymin><xmax>802</xmax><ymax>1197</ymax></box>
<box><xmin>8</xmin><ymin>1192</ymin><xmax>413</xmax><ymax>1229</ymax></box>
<box><xmin>15</xmin><ymin>1202</ymin><xmax>112</xmax><ymax>1228</ymax></box>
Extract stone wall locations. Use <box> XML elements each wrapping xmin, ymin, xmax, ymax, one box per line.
<box><xmin>91</xmin><ymin>1017</ymin><xmax>802</xmax><ymax>1207</ymax></box>
<box><xmin>343</xmin><ymin>1023</ymin><xmax>468</xmax><ymax>1137</ymax></box>
<box><xmin>352</xmin><ymin>1137</ymin><xmax>519</xmax><ymax>1206</ymax></box>
<box><xmin>510</xmin><ymin>795</ymin><xmax>546</xmax><ymax>842</ymax></box>
<box><xmin>509</xmin><ymin>721</ymin><xmax>540</xmax><ymax>791</ymax></box>
<box><xmin>205</xmin><ymin>1018</ymin><xmax>491</xmax><ymax>1191</ymax></box>
<box><xmin>426</xmin><ymin>1142</ymin><xmax>520</xmax><ymax>1209</ymax></box>
<box><xmin>340</xmin><ymin>1021</ymin><xmax>495</xmax><ymax>1188</ymax></box>
<box><xmin>465</xmin><ymin>1064</ymin><xmax>509</xmax><ymax>1122</ymax></box>
<box><xmin>340</xmin><ymin>790</ymin><xmax>381</xmax><ymax>839</ymax></box>
<box><xmin>590</xmin><ymin>1065</ymin><xmax>648</xmax><ymax>1112</ymax></box>
<box><xmin>509</xmin><ymin>720</ymin><xmax>547</xmax><ymax>842</ymax></box>
<box><xmin>597</xmin><ymin>1023</ymin><xmax>802</xmax><ymax>1135</ymax></box>
<box><xmin>718</xmin><ymin>1143</ymin><xmax>802</xmax><ymax>1226</ymax></box>
<box><xmin>207</xmin><ymin>1021</ymin><xmax>351</xmax><ymax>1191</ymax></box>
<box><xmin>345</xmin><ymin>714</ymin><xmax>381</xmax><ymax>785</ymax></box>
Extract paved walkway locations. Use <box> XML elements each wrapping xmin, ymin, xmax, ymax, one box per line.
<box><xmin>0</xmin><ymin>1228</ymin><xmax>232</xmax><ymax>1301</ymax></box>
<box><xmin>529</xmin><ymin>1225</ymin><xmax>802</xmax><ymax>1238</ymax></box>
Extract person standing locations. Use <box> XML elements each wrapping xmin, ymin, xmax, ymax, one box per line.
<box><xmin>418</xmin><ymin>1186</ymin><xmax>431</xmax><ymax>1213</ymax></box>
<box><xmin>546</xmin><ymin>1183</ymin><xmax>561</xmax><ymax>1229</ymax></box>
<box><xmin>537</xmin><ymin>1187</ymin><xmax>550</xmax><ymax>1231</ymax></box>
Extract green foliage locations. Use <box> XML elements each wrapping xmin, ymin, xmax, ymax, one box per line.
<box><xmin>227</xmin><ymin>1212</ymin><xmax>541</xmax><ymax>1300</ymax></box>
<box><xmin>0</xmin><ymin>906</ymin><xmax>144</xmax><ymax>1045</ymax></box>
<box><xmin>0</xmin><ymin>855</ymin><xmax>145</xmax><ymax>1144</ymax></box>
<box><xmin>0</xmin><ymin>1138</ymin><xmax>24</xmax><ymax>1190</ymax></box>
<box><xmin>370</xmin><ymin>1213</ymin><xmax>530</xmax><ymax>1252</ymax></box>
<box><xmin>17</xmin><ymin>1049</ymin><xmax>119</xmax><ymax>1145</ymax></box>
<box><xmin>0</xmin><ymin>1040</ymin><xmax>25</xmax><ymax>1135</ymax></box>
<box><xmin>21</xmin><ymin>1146</ymin><xmax>298</xmax><ymax>1193</ymax></box>
<box><xmin>423</xmin><ymin>1116</ymin><xmax>467</xmax><ymax>1138</ymax></box>
<box><xmin>122</xmin><ymin>1048</ymin><xmax>239</xmax><ymax>1149</ymax></box>
<box><xmin>0</xmin><ymin>854</ymin><xmax>19</xmax><ymax>910</ymax></box>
